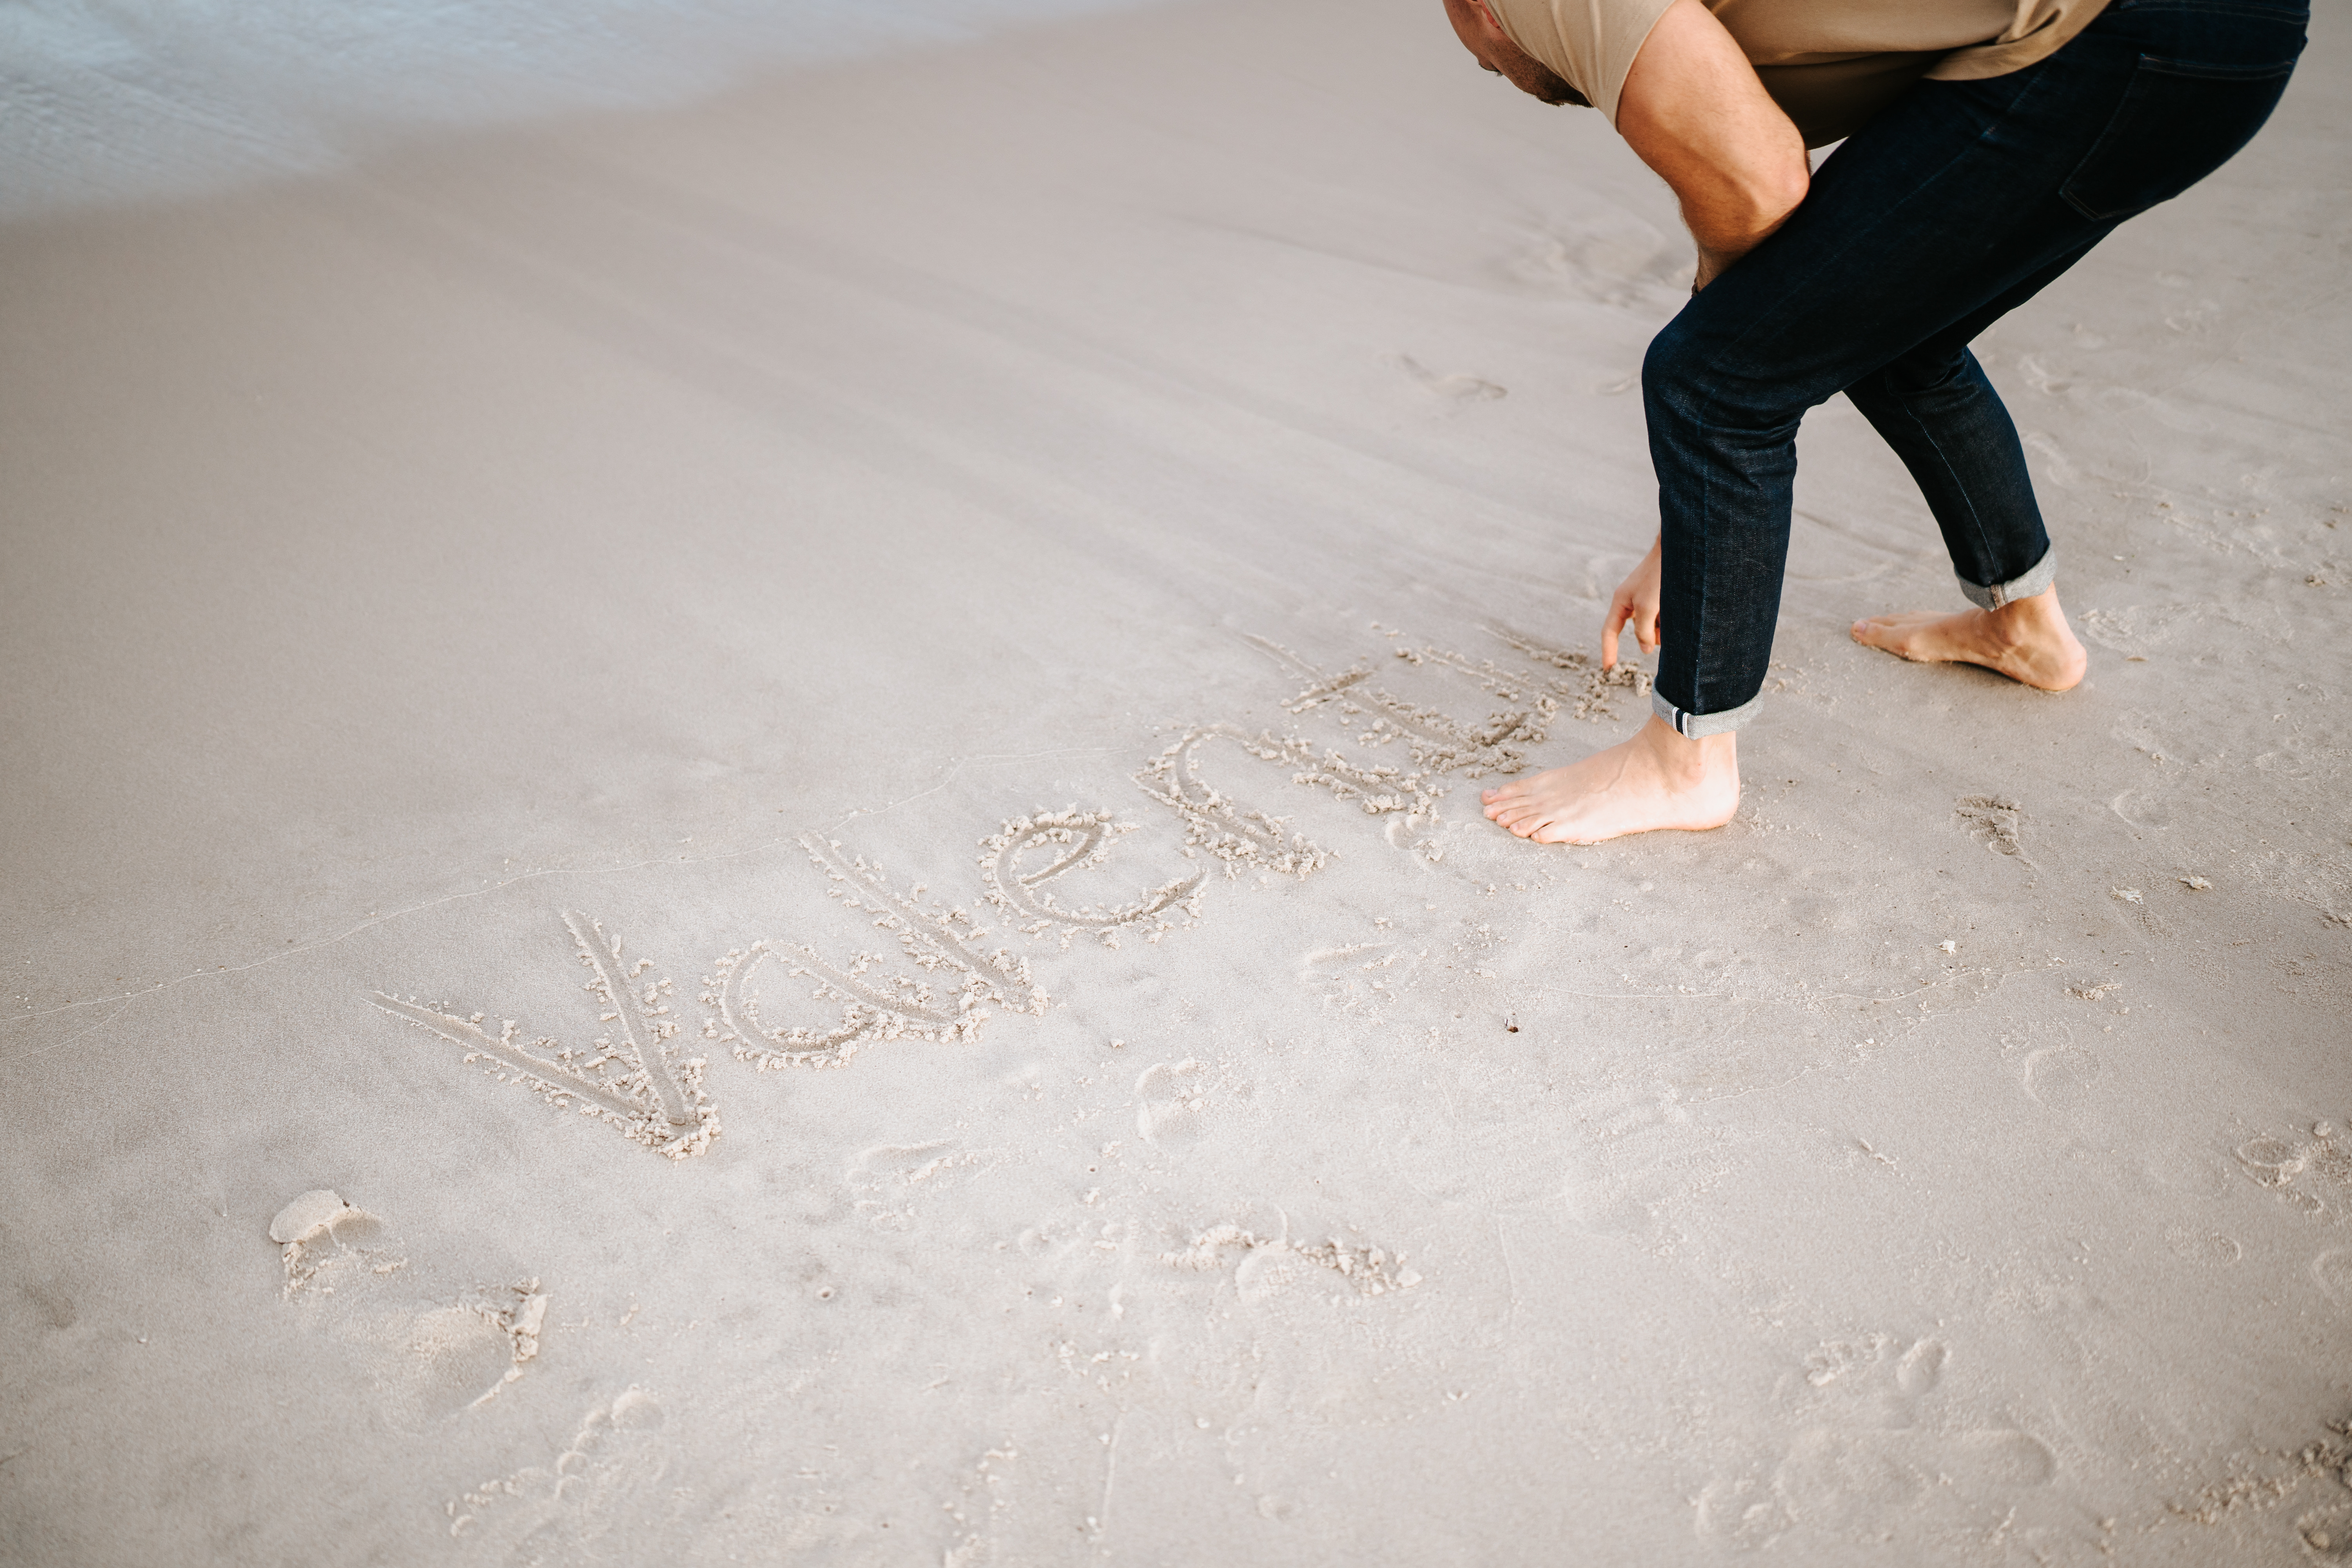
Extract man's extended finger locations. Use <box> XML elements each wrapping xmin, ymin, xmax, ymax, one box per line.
<box><xmin>1600</xmin><ymin>604</ymin><xmax>1626</xmax><ymax>669</ymax></box>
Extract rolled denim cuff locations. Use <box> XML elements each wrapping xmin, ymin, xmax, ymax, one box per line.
<box><xmin>1651</xmin><ymin>687</ymin><xmax>1760</xmax><ymax>737</ymax></box>
<box><xmin>1958</xmin><ymin>544</ymin><xmax>2057</xmax><ymax>611</ymax></box>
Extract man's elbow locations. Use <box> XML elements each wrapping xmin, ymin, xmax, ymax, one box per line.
<box><xmin>1735</xmin><ymin>160</ymin><xmax>1809</xmax><ymax>236</ymax></box>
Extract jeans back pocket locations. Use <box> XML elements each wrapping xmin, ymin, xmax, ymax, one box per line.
<box><xmin>2060</xmin><ymin>54</ymin><xmax>2299</xmax><ymax>221</ymax></box>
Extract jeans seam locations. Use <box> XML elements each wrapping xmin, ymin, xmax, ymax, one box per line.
<box><xmin>1885</xmin><ymin>380</ymin><xmax>2003</xmax><ymax>581</ymax></box>
<box><xmin>2135</xmin><ymin>54</ymin><xmax>2299</xmax><ymax>79</ymax></box>
<box><xmin>1688</xmin><ymin>421</ymin><xmax>1717</xmax><ymax>715</ymax></box>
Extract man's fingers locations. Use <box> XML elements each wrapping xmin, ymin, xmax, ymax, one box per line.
<box><xmin>1600</xmin><ymin>599</ymin><xmax>1630</xmax><ymax>670</ymax></box>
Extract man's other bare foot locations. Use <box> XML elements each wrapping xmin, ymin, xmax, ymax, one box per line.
<box><xmin>1480</xmin><ymin>715</ymin><xmax>1740</xmax><ymax>845</ymax></box>
<box><xmin>1849</xmin><ymin>585</ymin><xmax>2088</xmax><ymax>692</ymax></box>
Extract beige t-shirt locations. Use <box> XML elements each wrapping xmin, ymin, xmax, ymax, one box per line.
<box><xmin>1486</xmin><ymin>0</ymin><xmax>2114</xmax><ymax>145</ymax></box>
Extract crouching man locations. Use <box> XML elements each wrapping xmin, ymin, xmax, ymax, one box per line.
<box><xmin>1453</xmin><ymin>0</ymin><xmax>2306</xmax><ymax>843</ymax></box>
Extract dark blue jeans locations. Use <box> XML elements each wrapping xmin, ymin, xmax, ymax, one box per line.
<box><xmin>1642</xmin><ymin>0</ymin><xmax>2308</xmax><ymax>735</ymax></box>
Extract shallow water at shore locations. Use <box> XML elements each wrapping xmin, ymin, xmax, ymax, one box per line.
<box><xmin>0</xmin><ymin>0</ymin><xmax>1160</xmax><ymax>220</ymax></box>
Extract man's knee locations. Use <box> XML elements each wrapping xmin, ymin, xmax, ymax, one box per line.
<box><xmin>1640</xmin><ymin>317</ymin><xmax>1704</xmax><ymax>410</ymax></box>
<box><xmin>1642</xmin><ymin>318</ymin><xmax>1807</xmax><ymax>439</ymax></box>
<box><xmin>1868</xmin><ymin>343</ymin><xmax>1978</xmax><ymax>401</ymax></box>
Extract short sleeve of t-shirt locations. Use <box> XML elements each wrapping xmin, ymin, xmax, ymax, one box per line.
<box><xmin>1485</xmin><ymin>0</ymin><xmax>1679</xmax><ymax>125</ymax></box>
<box><xmin>1483</xmin><ymin>0</ymin><xmax>2113</xmax><ymax>146</ymax></box>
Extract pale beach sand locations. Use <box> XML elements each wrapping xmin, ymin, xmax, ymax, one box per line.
<box><xmin>2</xmin><ymin>1</ymin><xmax>2348</xmax><ymax>1562</ymax></box>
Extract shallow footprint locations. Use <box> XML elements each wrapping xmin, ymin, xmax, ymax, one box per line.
<box><xmin>2304</xmin><ymin>1504</ymin><xmax>2352</xmax><ymax>1559</ymax></box>
<box><xmin>270</xmin><ymin>1191</ymin><xmax>545</xmax><ymax>1430</ymax></box>
<box><xmin>1895</xmin><ymin>1338</ymin><xmax>1946</xmax><ymax>1397</ymax></box>
<box><xmin>1136</xmin><ymin>1059</ymin><xmax>1206</xmax><ymax>1151</ymax></box>
<box><xmin>2166</xmin><ymin>1228</ymin><xmax>2243</xmax><ymax>1267</ymax></box>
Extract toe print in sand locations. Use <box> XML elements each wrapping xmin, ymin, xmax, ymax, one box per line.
<box><xmin>446</xmin><ymin>1387</ymin><xmax>672</xmax><ymax>1548</ymax></box>
<box><xmin>375</xmin><ymin>912</ymin><xmax>719</xmax><ymax>1159</ymax></box>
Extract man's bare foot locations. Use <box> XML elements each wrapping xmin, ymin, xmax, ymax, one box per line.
<box><xmin>1480</xmin><ymin>715</ymin><xmax>1740</xmax><ymax>845</ymax></box>
<box><xmin>1849</xmin><ymin>585</ymin><xmax>2088</xmax><ymax>692</ymax></box>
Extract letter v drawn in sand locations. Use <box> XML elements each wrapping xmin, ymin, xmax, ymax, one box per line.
<box><xmin>977</xmin><ymin>809</ymin><xmax>1202</xmax><ymax>949</ymax></box>
<box><xmin>373</xmin><ymin>912</ymin><xmax>720</xmax><ymax>1159</ymax></box>
<box><xmin>707</xmin><ymin>833</ymin><xmax>1048</xmax><ymax>1071</ymax></box>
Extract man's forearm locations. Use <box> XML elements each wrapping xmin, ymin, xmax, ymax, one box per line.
<box><xmin>1617</xmin><ymin>0</ymin><xmax>1809</xmax><ymax>289</ymax></box>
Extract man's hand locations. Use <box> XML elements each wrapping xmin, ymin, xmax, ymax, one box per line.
<box><xmin>1617</xmin><ymin>0</ymin><xmax>1809</xmax><ymax>288</ymax></box>
<box><xmin>1602</xmin><ymin>536</ymin><xmax>1664</xmax><ymax>670</ymax></box>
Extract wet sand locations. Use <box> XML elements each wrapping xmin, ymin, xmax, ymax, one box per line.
<box><xmin>2</xmin><ymin>0</ymin><xmax>2348</xmax><ymax>1562</ymax></box>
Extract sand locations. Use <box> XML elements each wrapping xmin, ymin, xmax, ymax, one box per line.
<box><xmin>2</xmin><ymin>0</ymin><xmax>2348</xmax><ymax>1562</ymax></box>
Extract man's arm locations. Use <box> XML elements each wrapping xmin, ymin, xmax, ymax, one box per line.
<box><xmin>1615</xmin><ymin>0</ymin><xmax>1809</xmax><ymax>289</ymax></box>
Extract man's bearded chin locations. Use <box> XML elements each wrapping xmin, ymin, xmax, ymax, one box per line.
<box><xmin>1526</xmin><ymin>62</ymin><xmax>1590</xmax><ymax>107</ymax></box>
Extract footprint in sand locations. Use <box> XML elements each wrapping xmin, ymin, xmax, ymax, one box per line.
<box><xmin>846</xmin><ymin>1140</ymin><xmax>1005</xmax><ymax>1230</ymax></box>
<box><xmin>2304</xmin><ymin>1504</ymin><xmax>2352</xmax><ymax>1559</ymax></box>
<box><xmin>1699</xmin><ymin>1334</ymin><xmax>2056</xmax><ymax>1548</ymax></box>
<box><xmin>1163</xmin><ymin>1220</ymin><xmax>1419</xmax><ymax>1301</ymax></box>
<box><xmin>1136</xmin><ymin>1060</ymin><xmax>1206</xmax><ymax>1151</ymax></box>
<box><xmin>1504</xmin><ymin>214</ymin><xmax>1688</xmax><ymax>308</ymax></box>
<box><xmin>271</xmin><ymin>1189</ymin><xmax>397</xmax><ymax>1299</ymax></box>
<box><xmin>1954</xmin><ymin>796</ymin><xmax>2031</xmax><ymax>862</ymax></box>
<box><xmin>2235</xmin><ymin>1121</ymin><xmax>2352</xmax><ymax>1218</ymax></box>
<box><xmin>2165</xmin><ymin>1227</ymin><xmax>2243</xmax><ymax>1266</ymax></box>
<box><xmin>2312</xmin><ymin>1250</ymin><xmax>2352</xmax><ymax>1304</ymax></box>
<box><xmin>272</xmin><ymin>1191</ymin><xmax>547</xmax><ymax>1430</ymax></box>
<box><xmin>1391</xmin><ymin>353</ymin><xmax>1506</xmax><ymax>405</ymax></box>
<box><xmin>2110</xmin><ymin>788</ymin><xmax>2178</xmax><ymax>829</ymax></box>
<box><xmin>1558</xmin><ymin>1080</ymin><xmax>1705</xmax><ymax>1237</ymax></box>
<box><xmin>447</xmin><ymin>1387</ymin><xmax>671</xmax><ymax>1546</ymax></box>
<box><xmin>2022</xmin><ymin>1045</ymin><xmax>2103</xmax><ymax>1109</ymax></box>
<box><xmin>1297</xmin><ymin>943</ymin><xmax>1411</xmax><ymax>1018</ymax></box>
<box><xmin>1765</xmin><ymin>1426</ymin><xmax>2054</xmax><ymax>1535</ymax></box>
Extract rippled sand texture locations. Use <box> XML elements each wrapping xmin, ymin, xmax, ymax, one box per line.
<box><xmin>2</xmin><ymin>1</ymin><xmax>2347</xmax><ymax>1564</ymax></box>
